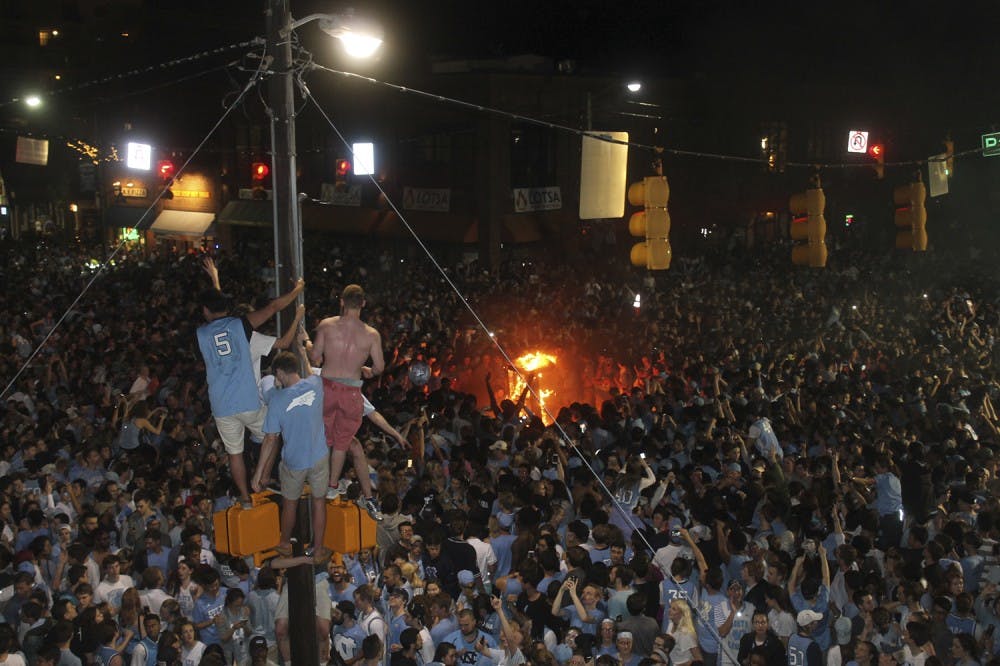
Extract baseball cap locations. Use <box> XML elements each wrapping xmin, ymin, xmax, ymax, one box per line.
<box><xmin>726</xmin><ymin>462</ymin><xmax>742</xmax><ymax>474</ymax></box>
<box><xmin>389</xmin><ymin>588</ymin><xmax>410</xmax><ymax>603</ymax></box>
<box><xmin>249</xmin><ymin>636</ymin><xmax>268</xmax><ymax>653</ymax></box>
<box><xmin>458</xmin><ymin>570</ymin><xmax>476</xmax><ymax>586</ymax></box>
<box><xmin>797</xmin><ymin>610</ymin><xmax>823</xmax><ymax>626</ymax></box>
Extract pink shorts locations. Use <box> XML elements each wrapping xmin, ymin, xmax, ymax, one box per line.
<box><xmin>322</xmin><ymin>378</ymin><xmax>363</xmax><ymax>452</ymax></box>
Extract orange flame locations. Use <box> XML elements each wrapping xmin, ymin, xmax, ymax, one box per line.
<box><xmin>511</xmin><ymin>351</ymin><xmax>558</xmax><ymax>424</ymax></box>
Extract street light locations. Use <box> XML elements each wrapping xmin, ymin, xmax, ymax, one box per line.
<box><xmin>24</xmin><ymin>95</ymin><xmax>42</xmax><ymax>108</ymax></box>
<box><xmin>285</xmin><ymin>10</ymin><xmax>383</xmax><ymax>57</ymax></box>
<box><xmin>626</xmin><ymin>81</ymin><xmax>642</xmax><ymax>93</ymax></box>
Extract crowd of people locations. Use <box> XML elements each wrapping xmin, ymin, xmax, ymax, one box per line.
<box><xmin>1</xmin><ymin>231</ymin><xmax>1000</xmax><ymax>666</ymax></box>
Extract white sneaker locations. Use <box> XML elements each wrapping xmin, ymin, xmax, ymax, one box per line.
<box><xmin>326</xmin><ymin>479</ymin><xmax>350</xmax><ymax>500</ymax></box>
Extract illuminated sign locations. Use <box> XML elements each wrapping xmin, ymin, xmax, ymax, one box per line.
<box><xmin>353</xmin><ymin>142</ymin><xmax>374</xmax><ymax>175</ymax></box>
<box><xmin>847</xmin><ymin>130</ymin><xmax>869</xmax><ymax>154</ymax></box>
<box><xmin>126</xmin><ymin>142</ymin><xmax>152</xmax><ymax>170</ymax></box>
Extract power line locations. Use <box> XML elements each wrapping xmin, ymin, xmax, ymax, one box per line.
<box><xmin>0</xmin><ymin>38</ymin><xmax>266</xmax><ymax>109</ymax></box>
<box><xmin>309</xmin><ymin>63</ymin><xmax>981</xmax><ymax>172</ymax></box>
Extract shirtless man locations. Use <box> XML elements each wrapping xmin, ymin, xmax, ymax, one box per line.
<box><xmin>307</xmin><ymin>284</ymin><xmax>384</xmax><ymax>521</ymax></box>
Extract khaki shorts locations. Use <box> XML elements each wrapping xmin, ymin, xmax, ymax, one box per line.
<box><xmin>215</xmin><ymin>406</ymin><xmax>266</xmax><ymax>454</ymax></box>
<box><xmin>278</xmin><ymin>454</ymin><xmax>330</xmax><ymax>500</ymax></box>
<box><xmin>275</xmin><ymin>578</ymin><xmax>332</xmax><ymax>621</ymax></box>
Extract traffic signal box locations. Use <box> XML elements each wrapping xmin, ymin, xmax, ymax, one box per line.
<box><xmin>789</xmin><ymin>181</ymin><xmax>828</xmax><ymax>267</ymax></box>
<box><xmin>627</xmin><ymin>176</ymin><xmax>672</xmax><ymax>270</ymax></box>
<box><xmin>324</xmin><ymin>497</ymin><xmax>377</xmax><ymax>553</ymax></box>
<box><xmin>869</xmin><ymin>144</ymin><xmax>885</xmax><ymax>180</ymax></box>
<box><xmin>214</xmin><ymin>492</ymin><xmax>376</xmax><ymax>565</ymax></box>
<box><xmin>894</xmin><ymin>177</ymin><xmax>928</xmax><ymax>251</ymax></box>
<box><xmin>214</xmin><ymin>491</ymin><xmax>280</xmax><ymax>566</ymax></box>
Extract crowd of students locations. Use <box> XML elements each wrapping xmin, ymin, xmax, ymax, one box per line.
<box><xmin>1</xmin><ymin>233</ymin><xmax>1000</xmax><ymax>666</ymax></box>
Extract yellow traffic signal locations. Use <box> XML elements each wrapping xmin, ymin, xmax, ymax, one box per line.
<box><xmin>627</xmin><ymin>176</ymin><xmax>671</xmax><ymax>270</ymax></box>
<box><xmin>894</xmin><ymin>176</ymin><xmax>928</xmax><ymax>251</ymax></box>
<box><xmin>213</xmin><ymin>491</ymin><xmax>281</xmax><ymax>557</ymax></box>
<box><xmin>324</xmin><ymin>497</ymin><xmax>377</xmax><ymax>554</ymax></box>
<box><xmin>789</xmin><ymin>179</ymin><xmax>827</xmax><ymax>267</ymax></box>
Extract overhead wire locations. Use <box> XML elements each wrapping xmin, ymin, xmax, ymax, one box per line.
<box><xmin>308</xmin><ymin>63</ymin><xmax>978</xmax><ymax>171</ymax></box>
<box><xmin>0</xmin><ymin>38</ymin><xmax>266</xmax><ymax>109</ymax></box>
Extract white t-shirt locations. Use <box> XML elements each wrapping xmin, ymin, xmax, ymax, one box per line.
<box><xmin>181</xmin><ymin>641</ymin><xmax>206</xmax><ymax>666</ymax></box>
<box><xmin>0</xmin><ymin>652</ymin><xmax>27</xmax><ymax>666</ymax></box>
<box><xmin>140</xmin><ymin>588</ymin><xmax>174</xmax><ymax>616</ymax></box>
<box><xmin>95</xmin><ymin>574</ymin><xmax>135</xmax><ymax>608</ymax></box>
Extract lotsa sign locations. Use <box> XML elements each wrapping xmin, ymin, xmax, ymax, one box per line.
<box><xmin>514</xmin><ymin>186</ymin><xmax>562</xmax><ymax>213</ymax></box>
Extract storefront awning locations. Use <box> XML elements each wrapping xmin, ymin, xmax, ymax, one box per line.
<box><xmin>150</xmin><ymin>210</ymin><xmax>215</xmax><ymax>237</ymax></box>
<box><xmin>218</xmin><ymin>200</ymin><xmax>273</xmax><ymax>227</ymax></box>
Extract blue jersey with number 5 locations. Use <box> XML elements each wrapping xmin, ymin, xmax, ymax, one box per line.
<box><xmin>197</xmin><ymin>316</ymin><xmax>261</xmax><ymax>417</ymax></box>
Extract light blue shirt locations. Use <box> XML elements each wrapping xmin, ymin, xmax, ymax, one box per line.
<box><xmin>264</xmin><ymin>375</ymin><xmax>327</xmax><ymax>471</ymax></box>
<box><xmin>197</xmin><ymin>316</ymin><xmax>261</xmax><ymax>417</ymax></box>
<box><xmin>873</xmin><ymin>472</ymin><xmax>903</xmax><ymax>516</ymax></box>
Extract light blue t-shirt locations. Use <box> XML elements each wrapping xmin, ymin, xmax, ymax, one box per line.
<box><xmin>263</xmin><ymin>375</ymin><xmax>327</xmax><ymax>471</ymax></box>
<box><xmin>197</xmin><ymin>316</ymin><xmax>261</xmax><ymax>417</ymax></box>
<box><xmin>192</xmin><ymin>588</ymin><xmax>227</xmax><ymax>646</ymax></box>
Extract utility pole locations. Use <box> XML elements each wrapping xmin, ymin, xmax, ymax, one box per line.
<box><xmin>265</xmin><ymin>3</ymin><xmax>317</xmax><ymax>665</ymax></box>
<box><xmin>266</xmin><ymin>0</ymin><xmax>303</xmax><ymax>334</ymax></box>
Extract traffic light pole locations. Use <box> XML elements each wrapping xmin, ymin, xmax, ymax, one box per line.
<box><xmin>267</xmin><ymin>0</ymin><xmax>303</xmax><ymax>335</ymax></box>
<box><xmin>266</xmin><ymin>4</ymin><xmax>317</xmax><ymax>665</ymax></box>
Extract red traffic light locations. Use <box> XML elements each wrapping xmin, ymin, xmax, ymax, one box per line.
<box><xmin>157</xmin><ymin>160</ymin><xmax>175</xmax><ymax>180</ymax></box>
<box><xmin>335</xmin><ymin>158</ymin><xmax>351</xmax><ymax>178</ymax></box>
<box><xmin>252</xmin><ymin>162</ymin><xmax>270</xmax><ymax>181</ymax></box>
<box><xmin>868</xmin><ymin>144</ymin><xmax>883</xmax><ymax>158</ymax></box>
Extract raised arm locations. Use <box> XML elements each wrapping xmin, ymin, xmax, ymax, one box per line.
<box><xmin>485</xmin><ymin>372</ymin><xmax>502</xmax><ymax>418</ymax></box>
<box><xmin>202</xmin><ymin>257</ymin><xmax>222</xmax><ymax>291</ymax></box>
<box><xmin>272</xmin><ymin>304</ymin><xmax>306</xmax><ymax>351</ymax></box>
<box><xmin>818</xmin><ymin>543</ymin><xmax>831</xmax><ymax>588</ymax></box>
<box><xmin>681</xmin><ymin>528</ymin><xmax>709</xmax><ymax>579</ymax></box>
<box><xmin>246</xmin><ymin>278</ymin><xmax>305</xmax><ymax>330</ymax></box>
<box><xmin>788</xmin><ymin>556</ymin><xmax>804</xmax><ymax>598</ymax></box>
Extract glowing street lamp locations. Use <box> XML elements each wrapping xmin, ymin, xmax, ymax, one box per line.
<box><xmin>626</xmin><ymin>81</ymin><xmax>642</xmax><ymax>93</ymax></box>
<box><xmin>286</xmin><ymin>10</ymin><xmax>383</xmax><ymax>58</ymax></box>
<box><xmin>24</xmin><ymin>95</ymin><xmax>42</xmax><ymax>108</ymax></box>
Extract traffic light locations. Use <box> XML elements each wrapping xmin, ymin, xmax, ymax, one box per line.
<box><xmin>789</xmin><ymin>176</ymin><xmax>828</xmax><ymax>267</ymax></box>
<box><xmin>869</xmin><ymin>144</ymin><xmax>884</xmax><ymax>180</ymax></box>
<box><xmin>213</xmin><ymin>491</ymin><xmax>281</xmax><ymax>557</ymax></box>
<box><xmin>157</xmin><ymin>160</ymin><xmax>175</xmax><ymax>181</ymax></box>
<box><xmin>627</xmin><ymin>176</ymin><xmax>671</xmax><ymax>270</ymax></box>
<box><xmin>335</xmin><ymin>158</ymin><xmax>351</xmax><ymax>179</ymax></box>
<box><xmin>943</xmin><ymin>137</ymin><xmax>954</xmax><ymax>177</ymax></box>
<box><xmin>894</xmin><ymin>173</ymin><xmax>927</xmax><ymax>251</ymax></box>
<box><xmin>251</xmin><ymin>162</ymin><xmax>270</xmax><ymax>181</ymax></box>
